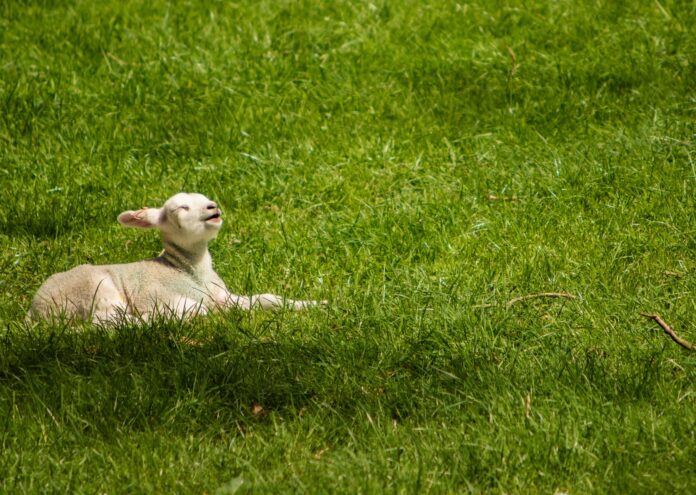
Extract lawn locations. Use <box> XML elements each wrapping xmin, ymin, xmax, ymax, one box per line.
<box><xmin>1</xmin><ymin>0</ymin><xmax>695</xmax><ymax>493</ymax></box>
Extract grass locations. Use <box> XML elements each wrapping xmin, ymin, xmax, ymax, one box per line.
<box><xmin>1</xmin><ymin>0</ymin><xmax>695</xmax><ymax>493</ymax></box>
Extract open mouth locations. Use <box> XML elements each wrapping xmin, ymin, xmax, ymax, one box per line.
<box><xmin>205</xmin><ymin>212</ymin><xmax>222</xmax><ymax>222</ymax></box>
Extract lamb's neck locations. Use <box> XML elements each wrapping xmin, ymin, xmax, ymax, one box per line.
<box><xmin>160</xmin><ymin>239</ymin><xmax>214</xmax><ymax>282</ymax></box>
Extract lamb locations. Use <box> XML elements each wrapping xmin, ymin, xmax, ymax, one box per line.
<box><xmin>29</xmin><ymin>192</ymin><xmax>322</xmax><ymax>324</ymax></box>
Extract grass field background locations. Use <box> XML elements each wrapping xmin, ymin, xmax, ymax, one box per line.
<box><xmin>1</xmin><ymin>0</ymin><xmax>695</xmax><ymax>493</ymax></box>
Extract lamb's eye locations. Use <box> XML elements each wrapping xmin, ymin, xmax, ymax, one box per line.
<box><xmin>178</xmin><ymin>205</ymin><xmax>190</xmax><ymax>211</ymax></box>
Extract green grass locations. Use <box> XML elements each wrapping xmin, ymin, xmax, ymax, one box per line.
<box><xmin>1</xmin><ymin>0</ymin><xmax>695</xmax><ymax>493</ymax></box>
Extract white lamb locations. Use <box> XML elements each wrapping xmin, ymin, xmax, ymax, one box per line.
<box><xmin>29</xmin><ymin>192</ymin><xmax>322</xmax><ymax>324</ymax></box>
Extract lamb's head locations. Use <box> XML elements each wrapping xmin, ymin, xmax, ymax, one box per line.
<box><xmin>117</xmin><ymin>192</ymin><xmax>223</xmax><ymax>248</ymax></box>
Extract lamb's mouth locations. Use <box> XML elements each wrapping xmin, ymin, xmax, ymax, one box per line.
<box><xmin>205</xmin><ymin>212</ymin><xmax>222</xmax><ymax>222</ymax></box>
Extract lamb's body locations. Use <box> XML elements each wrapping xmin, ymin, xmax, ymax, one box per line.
<box><xmin>30</xmin><ymin>258</ymin><xmax>225</xmax><ymax>322</ymax></box>
<box><xmin>29</xmin><ymin>192</ymin><xmax>318</xmax><ymax>324</ymax></box>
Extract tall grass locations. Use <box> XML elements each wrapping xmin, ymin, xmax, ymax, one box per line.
<box><xmin>1</xmin><ymin>0</ymin><xmax>695</xmax><ymax>493</ymax></box>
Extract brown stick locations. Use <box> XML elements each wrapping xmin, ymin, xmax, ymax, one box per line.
<box><xmin>640</xmin><ymin>313</ymin><xmax>696</xmax><ymax>352</ymax></box>
<box><xmin>472</xmin><ymin>303</ymin><xmax>497</xmax><ymax>309</ymax></box>
<box><xmin>473</xmin><ymin>292</ymin><xmax>576</xmax><ymax>309</ymax></box>
<box><xmin>505</xmin><ymin>292</ymin><xmax>576</xmax><ymax>308</ymax></box>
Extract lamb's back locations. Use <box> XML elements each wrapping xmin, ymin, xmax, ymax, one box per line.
<box><xmin>30</xmin><ymin>258</ymin><xmax>223</xmax><ymax>322</ymax></box>
<box><xmin>29</xmin><ymin>264</ymin><xmax>114</xmax><ymax>320</ymax></box>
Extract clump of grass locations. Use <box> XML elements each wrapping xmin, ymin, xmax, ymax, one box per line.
<box><xmin>1</xmin><ymin>0</ymin><xmax>695</xmax><ymax>493</ymax></box>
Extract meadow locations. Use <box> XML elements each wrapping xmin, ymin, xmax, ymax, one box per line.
<box><xmin>1</xmin><ymin>0</ymin><xmax>695</xmax><ymax>493</ymax></box>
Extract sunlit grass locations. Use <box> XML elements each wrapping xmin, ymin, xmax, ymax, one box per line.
<box><xmin>1</xmin><ymin>0</ymin><xmax>695</xmax><ymax>493</ymax></box>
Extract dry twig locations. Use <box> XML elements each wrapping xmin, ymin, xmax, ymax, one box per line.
<box><xmin>472</xmin><ymin>303</ymin><xmax>497</xmax><ymax>309</ymax></box>
<box><xmin>505</xmin><ymin>292</ymin><xmax>576</xmax><ymax>309</ymax></box>
<box><xmin>507</xmin><ymin>46</ymin><xmax>519</xmax><ymax>77</ymax></box>
<box><xmin>640</xmin><ymin>313</ymin><xmax>696</xmax><ymax>352</ymax></box>
<box><xmin>473</xmin><ymin>292</ymin><xmax>576</xmax><ymax>310</ymax></box>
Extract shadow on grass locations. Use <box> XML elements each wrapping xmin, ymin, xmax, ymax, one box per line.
<box><xmin>0</xmin><ymin>313</ymin><xmax>676</xmax><ymax>437</ymax></box>
<box><xmin>0</xmin><ymin>317</ymin><xmax>502</xmax><ymax>432</ymax></box>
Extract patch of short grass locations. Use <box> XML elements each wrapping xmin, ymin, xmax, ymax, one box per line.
<box><xmin>1</xmin><ymin>0</ymin><xmax>695</xmax><ymax>493</ymax></box>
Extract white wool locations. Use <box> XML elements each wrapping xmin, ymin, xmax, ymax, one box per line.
<box><xmin>29</xmin><ymin>192</ymin><xmax>319</xmax><ymax>324</ymax></box>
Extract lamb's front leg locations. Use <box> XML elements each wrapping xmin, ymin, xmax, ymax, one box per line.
<box><xmin>220</xmin><ymin>292</ymin><xmax>321</xmax><ymax>311</ymax></box>
<box><xmin>250</xmin><ymin>293</ymin><xmax>321</xmax><ymax>310</ymax></box>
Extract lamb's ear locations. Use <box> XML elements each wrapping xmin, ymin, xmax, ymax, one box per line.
<box><xmin>117</xmin><ymin>207</ymin><xmax>164</xmax><ymax>229</ymax></box>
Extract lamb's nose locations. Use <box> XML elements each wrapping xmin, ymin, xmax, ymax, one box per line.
<box><xmin>206</xmin><ymin>203</ymin><xmax>217</xmax><ymax>210</ymax></box>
